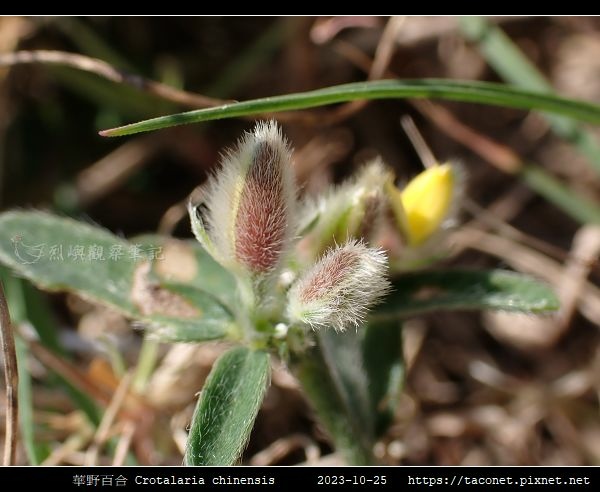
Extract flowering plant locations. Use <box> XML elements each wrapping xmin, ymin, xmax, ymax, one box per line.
<box><xmin>179</xmin><ymin>121</ymin><xmax>556</xmax><ymax>465</ymax></box>
<box><xmin>0</xmin><ymin>121</ymin><xmax>558</xmax><ymax>466</ymax></box>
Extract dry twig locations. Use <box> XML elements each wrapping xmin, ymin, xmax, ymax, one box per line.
<box><xmin>0</xmin><ymin>50</ymin><xmax>228</xmax><ymax>109</ymax></box>
<box><xmin>86</xmin><ymin>373</ymin><xmax>132</xmax><ymax>465</ymax></box>
<box><xmin>0</xmin><ymin>281</ymin><xmax>18</xmax><ymax>466</ymax></box>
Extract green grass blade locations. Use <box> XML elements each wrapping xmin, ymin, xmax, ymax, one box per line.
<box><xmin>520</xmin><ymin>164</ymin><xmax>600</xmax><ymax>224</ymax></box>
<box><xmin>184</xmin><ymin>346</ymin><xmax>270</xmax><ymax>466</ymax></box>
<box><xmin>1</xmin><ymin>267</ymin><xmax>100</xmax><ymax>429</ymax></box>
<box><xmin>459</xmin><ymin>17</ymin><xmax>552</xmax><ymax>90</ymax></box>
<box><xmin>15</xmin><ymin>336</ymin><xmax>48</xmax><ymax>464</ymax></box>
<box><xmin>100</xmin><ymin>79</ymin><xmax>600</xmax><ymax>136</ymax></box>
<box><xmin>1</xmin><ymin>271</ymin><xmax>49</xmax><ymax>463</ymax></box>
<box><xmin>460</xmin><ymin>16</ymin><xmax>600</xmax><ymax>175</ymax></box>
<box><xmin>377</xmin><ymin>269</ymin><xmax>559</xmax><ymax>319</ymax></box>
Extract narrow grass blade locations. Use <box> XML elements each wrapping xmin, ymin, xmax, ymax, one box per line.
<box><xmin>460</xmin><ymin>16</ymin><xmax>600</xmax><ymax>175</ymax></box>
<box><xmin>100</xmin><ymin>79</ymin><xmax>600</xmax><ymax>136</ymax></box>
<box><xmin>520</xmin><ymin>164</ymin><xmax>600</xmax><ymax>224</ymax></box>
<box><xmin>14</xmin><ymin>336</ymin><xmax>47</xmax><ymax>464</ymax></box>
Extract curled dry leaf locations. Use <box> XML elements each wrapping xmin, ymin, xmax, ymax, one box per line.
<box><xmin>131</xmin><ymin>262</ymin><xmax>200</xmax><ymax>319</ymax></box>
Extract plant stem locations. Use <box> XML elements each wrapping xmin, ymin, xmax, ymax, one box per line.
<box><xmin>132</xmin><ymin>336</ymin><xmax>159</xmax><ymax>393</ymax></box>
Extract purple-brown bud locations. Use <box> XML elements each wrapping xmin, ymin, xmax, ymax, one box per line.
<box><xmin>287</xmin><ymin>240</ymin><xmax>390</xmax><ymax>331</ymax></box>
<box><xmin>189</xmin><ymin>121</ymin><xmax>295</xmax><ymax>278</ymax></box>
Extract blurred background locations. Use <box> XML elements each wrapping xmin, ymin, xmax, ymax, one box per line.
<box><xmin>0</xmin><ymin>16</ymin><xmax>599</xmax><ymax>465</ymax></box>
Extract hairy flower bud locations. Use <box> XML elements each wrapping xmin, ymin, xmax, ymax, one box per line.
<box><xmin>298</xmin><ymin>158</ymin><xmax>391</xmax><ymax>259</ymax></box>
<box><xmin>189</xmin><ymin>121</ymin><xmax>295</xmax><ymax>278</ymax></box>
<box><xmin>287</xmin><ymin>240</ymin><xmax>390</xmax><ymax>332</ymax></box>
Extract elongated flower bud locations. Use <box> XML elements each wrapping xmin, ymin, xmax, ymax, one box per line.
<box><xmin>298</xmin><ymin>159</ymin><xmax>391</xmax><ymax>259</ymax></box>
<box><xmin>287</xmin><ymin>240</ymin><xmax>390</xmax><ymax>332</ymax></box>
<box><xmin>189</xmin><ymin>121</ymin><xmax>296</xmax><ymax>278</ymax></box>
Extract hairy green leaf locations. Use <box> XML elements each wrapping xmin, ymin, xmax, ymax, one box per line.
<box><xmin>185</xmin><ymin>346</ymin><xmax>270</xmax><ymax>466</ymax></box>
<box><xmin>295</xmin><ymin>321</ymin><xmax>404</xmax><ymax>464</ymax></box>
<box><xmin>377</xmin><ymin>269</ymin><xmax>559</xmax><ymax>319</ymax></box>
<box><xmin>295</xmin><ymin>339</ymin><xmax>374</xmax><ymax>466</ymax></box>
<box><xmin>0</xmin><ymin>211</ymin><xmax>233</xmax><ymax>342</ymax></box>
<box><xmin>362</xmin><ymin>319</ymin><xmax>404</xmax><ymax>437</ymax></box>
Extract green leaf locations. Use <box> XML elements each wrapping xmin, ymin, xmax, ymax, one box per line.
<box><xmin>185</xmin><ymin>346</ymin><xmax>270</xmax><ymax>466</ymax></box>
<box><xmin>0</xmin><ymin>211</ymin><xmax>233</xmax><ymax>342</ymax></box>
<box><xmin>100</xmin><ymin>79</ymin><xmax>600</xmax><ymax>137</ymax></box>
<box><xmin>295</xmin><ymin>322</ymin><xmax>404</xmax><ymax>464</ymax></box>
<box><xmin>377</xmin><ymin>269</ymin><xmax>559</xmax><ymax>319</ymax></box>
<box><xmin>362</xmin><ymin>319</ymin><xmax>404</xmax><ymax>437</ymax></box>
<box><xmin>295</xmin><ymin>338</ymin><xmax>374</xmax><ymax>466</ymax></box>
<box><xmin>318</xmin><ymin>330</ymin><xmax>375</xmax><ymax>449</ymax></box>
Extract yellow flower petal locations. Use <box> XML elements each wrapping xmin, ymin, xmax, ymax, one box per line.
<box><xmin>399</xmin><ymin>163</ymin><xmax>455</xmax><ymax>246</ymax></box>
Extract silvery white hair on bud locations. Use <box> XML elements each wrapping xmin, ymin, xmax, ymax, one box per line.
<box><xmin>189</xmin><ymin>120</ymin><xmax>296</xmax><ymax>277</ymax></box>
<box><xmin>296</xmin><ymin>157</ymin><xmax>390</xmax><ymax>253</ymax></box>
<box><xmin>287</xmin><ymin>239</ymin><xmax>390</xmax><ymax>332</ymax></box>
